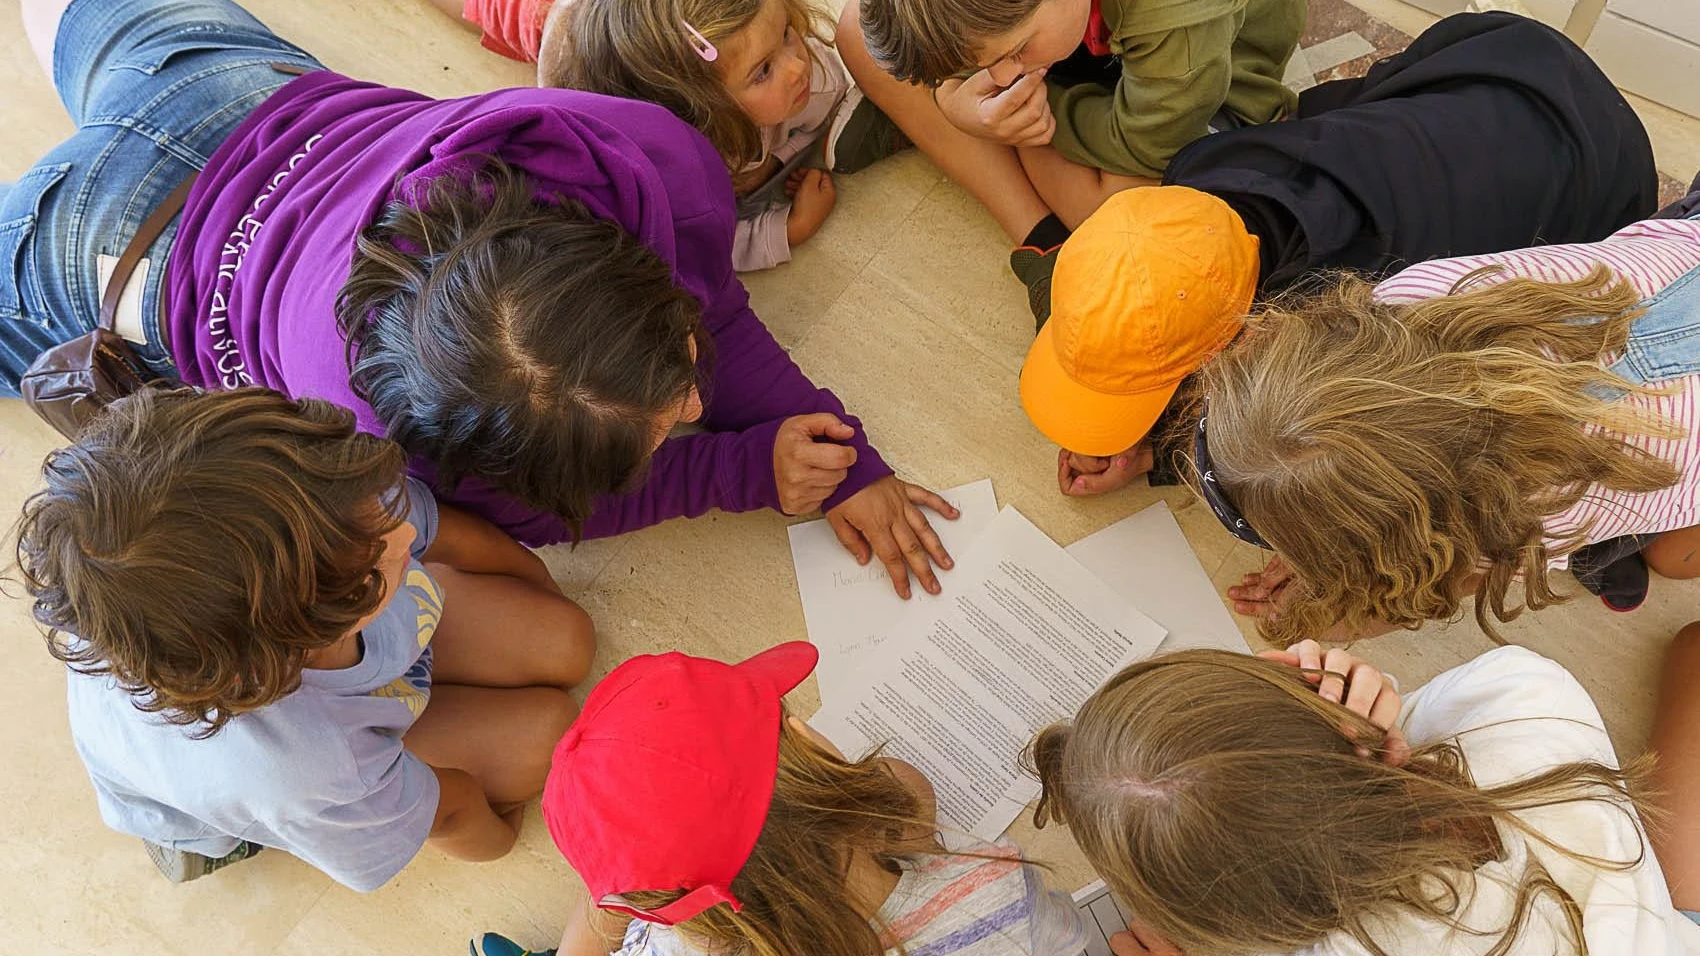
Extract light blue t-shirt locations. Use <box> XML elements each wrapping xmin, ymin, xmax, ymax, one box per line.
<box><xmin>65</xmin><ymin>478</ymin><xmax>446</xmax><ymax>892</ymax></box>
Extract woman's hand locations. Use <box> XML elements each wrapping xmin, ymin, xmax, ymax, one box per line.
<box><xmin>772</xmin><ymin>413</ymin><xmax>859</xmax><ymax>515</ymax></box>
<box><xmin>1057</xmin><ymin>442</ymin><xmax>1154</xmax><ymax>497</ymax></box>
<box><xmin>1227</xmin><ymin>555</ymin><xmax>1297</xmax><ymax>619</ymax></box>
<box><xmin>826</xmin><ymin>476</ymin><xmax>959</xmax><ymax>598</ymax></box>
<box><xmin>1258</xmin><ymin>639</ymin><xmax>1412</xmax><ymax>766</ymax></box>
<box><xmin>934</xmin><ymin>69</ymin><xmax>1055</xmax><ymax>146</ymax></box>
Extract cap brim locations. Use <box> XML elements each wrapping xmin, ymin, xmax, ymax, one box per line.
<box><xmin>737</xmin><ymin>641</ymin><xmax>819</xmax><ymax>698</ymax></box>
<box><xmin>1020</xmin><ymin>321</ymin><xmax>1177</xmax><ymax>458</ymax></box>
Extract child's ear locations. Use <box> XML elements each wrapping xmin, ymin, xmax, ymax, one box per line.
<box><xmin>786</xmin><ymin>715</ymin><xmax>848</xmax><ymax>760</ymax></box>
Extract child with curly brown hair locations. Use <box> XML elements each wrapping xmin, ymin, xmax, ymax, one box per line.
<box><xmin>19</xmin><ymin>388</ymin><xmax>596</xmax><ymax>889</ymax></box>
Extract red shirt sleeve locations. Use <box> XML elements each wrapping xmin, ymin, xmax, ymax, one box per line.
<box><xmin>461</xmin><ymin>0</ymin><xmax>552</xmax><ymax>63</ymax></box>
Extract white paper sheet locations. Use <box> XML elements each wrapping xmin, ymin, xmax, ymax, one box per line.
<box><xmin>811</xmin><ymin>507</ymin><xmax>1167</xmax><ymax>839</ymax></box>
<box><xmin>788</xmin><ymin>479</ymin><xmax>999</xmax><ymax>705</ymax></box>
<box><xmin>1066</xmin><ymin>501</ymin><xmax>1250</xmax><ymax>656</ymax></box>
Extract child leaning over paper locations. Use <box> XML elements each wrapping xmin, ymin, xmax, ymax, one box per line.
<box><xmin>475</xmin><ymin>643</ymin><xmax>1090</xmax><ymax>956</ymax></box>
<box><xmin>1034</xmin><ymin>641</ymin><xmax>1700</xmax><ymax>955</ymax></box>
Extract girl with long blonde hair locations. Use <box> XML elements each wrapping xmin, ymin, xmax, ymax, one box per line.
<box><xmin>1201</xmin><ymin>210</ymin><xmax>1700</xmax><ymax>642</ymax></box>
<box><xmin>476</xmin><ymin>644</ymin><xmax>1087</xmax><ymax>956</ymax></box>
<box><xmin>538</xmin><ymin>0</ymin><xmax>908</xmax><ymax>271</ymax></box>
<box><xmin>1031</xmin><ymin>644</ymin><xmax>1700</xmax><ymax>955</ymax></box>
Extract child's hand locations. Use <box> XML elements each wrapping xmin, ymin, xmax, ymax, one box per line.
<box><xmin>786</xmin><ymin>169</ymin><xmax>836</xmax><ymax>247</ymax></box>
<box><xmin>1057</xmin><ymin>443</ymin><xmax>1153</xmax><ymax>497</ymax></box>
<box><xmin>772</xmin><ymin>413</ymin><xmax>858</xmax><ymax>515</ymax></box>
<box><xmin>1258</xmin><ymin>639</ymin><xmax>1412</xmax><ymax>766</ymax></box>
<box><xmin>934</xmin><ymin>68</ymin><xmax>1055</xmax><ymax>147</ymax></box>
<box><xmin>827</xmin><ymin>476</ymin><xmax>959</xmax><ymax>599</ymax></box>
<box><xmin>1228</xmin><ymin>555</ymin><xmax>1297</xmax><ymax>619</ymax></box>
<box><xmin>1109</xmin><ymin>920</ymin><xmax>1184</xmax><ymax>955</ymax></box>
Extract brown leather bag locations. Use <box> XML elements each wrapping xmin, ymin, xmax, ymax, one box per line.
<box><xmin>20</xmin><ymin>175</ymin><xmax>197</xmax><ymax>440</ymax></box>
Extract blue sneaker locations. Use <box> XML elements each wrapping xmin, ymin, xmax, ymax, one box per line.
<box><xmin>472</xmin><ymin>932</ymin><xmax>556</xmax><ymax>956</ymax></box>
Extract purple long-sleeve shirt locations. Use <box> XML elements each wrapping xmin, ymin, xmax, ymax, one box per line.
<box><xmin>165</xmin><ymin>71</ymin><xmax>890</xmax><ymax>545</ymax></box>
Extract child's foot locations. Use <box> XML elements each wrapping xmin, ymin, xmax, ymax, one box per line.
<box><xmin>143</xmin><ymin>839</ymin><xmax>263</xmax><ymax>883</ymax></box>
<box><xmin>1571</xmin><ymin>535</ymin><xmax>1655</xmax><ymax>612</ymax></box>
<box><xmin>826</xmin><ymin>88</ymin><xmax>912</xmax><ymax>175</ymax></box>
<box><xmin>1010</xmin><ymin>244</ymin><xmax>1062</xmax><ymax>331</ymax></box>
<box><xmin>472</xmin><ymin>932</ymin><xmax>557</xmax><ymax>956</ymax></box>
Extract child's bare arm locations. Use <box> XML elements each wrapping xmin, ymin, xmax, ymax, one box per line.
<box><xmin>424</xmin><ymin>503</ymin><xmax>561</xmax><ymax>594</ymax></box>
<box><xmin>424</xmin><ymin>0</ymin><xmax>477</xmax><ymax>28</ymax></box>
<box><xmin>559</xmin><ymin>890</ymin><xmax>634</xmax><ymax>956</ymax></box>
<box><xmin>426</xmin><ymin>764</ymin><xmax>521</xmax><ymax>861</ymax></box>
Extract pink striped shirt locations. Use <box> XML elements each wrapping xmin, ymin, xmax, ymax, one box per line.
<box><xmin>1374</xmin><ymin>219</ymin><xmax>1700</xmax><ymax>569</ymax></box>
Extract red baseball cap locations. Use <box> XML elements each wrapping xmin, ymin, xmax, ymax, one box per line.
<box><xmin>542</xmin><ymin>642</ymin><xmax>819</xmax><ymax>925</ymax></box>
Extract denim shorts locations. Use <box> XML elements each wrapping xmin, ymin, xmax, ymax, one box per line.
<box><xmin>0</xmin><ymin>0</ymin><xmax>322</xmax><ymax>396</ymax></box>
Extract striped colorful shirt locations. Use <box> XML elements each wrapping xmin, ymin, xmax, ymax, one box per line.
<box><xmin>612</xmin><ymin>835</ymin><xmax>1087</xmax><ymax>956</ymax></box>
<box><xmin>1373</xmin><ymin>218</ymin><xmax>1700</xmax><ymax>569</ymax></box>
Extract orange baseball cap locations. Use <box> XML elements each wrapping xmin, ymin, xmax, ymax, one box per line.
<box><xmin>1020</xmin><ymin>187</ymin><xmax>1260</xmax><ymax>457</ymax></box>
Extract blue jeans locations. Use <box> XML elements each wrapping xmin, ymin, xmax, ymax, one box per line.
<box><xmin>0</xmin><ymin>0</ymin><xmax>322</xmax><ymax>395</ymax></box>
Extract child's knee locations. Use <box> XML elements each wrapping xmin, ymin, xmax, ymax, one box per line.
<box><xmin>1670</xmin><ymin>622</ymin><xmax>1700</xmax><ymax>664</ymax></box>
<box><xmin>542</xmin><ymin>596</ymin><xmax>597</xmax><ymax>689</ymax></box>
<box><xmin>521</xmin><ymin>688</ymin><xmax>579</xmax><ymax>771</ymax></box>
<box><xmin>1646</xmin><ymin>530</ymin><xmax>1700</xmax><ymax>580</ymax></box>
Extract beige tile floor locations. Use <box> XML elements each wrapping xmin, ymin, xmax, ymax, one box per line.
<box><xmin>1</xmin><ymin>0</ymin><xmax>1699</xmax><ymax>951</ymax></box>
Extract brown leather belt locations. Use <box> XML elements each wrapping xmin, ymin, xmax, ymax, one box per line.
<box><xmin>96</xmin><ymin>62</ymin><xmax>311</xmax><ymax>333</ymax></box>
<box><xmin>98</xmin><ymin>173</ymin><xmax>196</xmax><ymax>331</ymax></box>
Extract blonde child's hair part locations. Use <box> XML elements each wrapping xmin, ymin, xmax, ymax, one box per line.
<box><xmin>539</xmin><ymin>0</ymin><xmax>834</xmax><ymax>172</ymax></box>
<box><xmin>1029</xmin><ymin>650</ymin><xmax>1653</xmax><ymax>956</ymax></box>
<box><xmin>617</xmin><ymin>712</ymin><xmax>942</xmax><ymax>956</ymax></box>
<box><xmin>1195</xmin><ymin>267</ymin><xmax>1681</xmax><ymax>646</ymax></box>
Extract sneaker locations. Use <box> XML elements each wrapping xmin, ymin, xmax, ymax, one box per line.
<box><xmin>1010</xmin><ymin>243</ymin><xmax>1063</xmax><ymax>331</ymax></box>
<box><xmin>472</xmin><ymin>932</ymin><xmax>557</xmax><ymax>956</ymax></box>
<box><xmin>825</xmin><ymin>88</ymin><xmax>912</xmax><ymax>175</ymax></box>
<box><xmin>143</xmin><ymin>839</ymin><xmax>263</xmax><ymax>883</ymax></box>
<box><xmin>1571</xmin><ymin>534</ymin><xmax>1656</xmax><ymax>612</ymax></box>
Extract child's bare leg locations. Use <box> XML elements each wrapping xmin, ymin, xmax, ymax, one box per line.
<box><xmin>404</xmin><ymin>565</ymin><xmax>596</xmax><ymax>803</ymax></box>
<box><xmin>423</xmin><ymin>0</ymin><xmax>477</xmax><ymax>30</ymax></box>
<box><xmin>837</xmin><ymin>0</ymin><xmax>1051</xmax><ymax>243</ymax></box>
<box><xmin>424</xmin><ymin>563</ymin><xmax>597</xmax><ymax>691</ymax></box>
<box><xmin>1646</xmin><ymin>525</ymin><xmax>1700</xmax><ymax>580</ymax></box>
<box><xmin>21</xmin><ymin>0</ymin><xmax>77</xmax><ymax>78</ymax></box>
<box><xmin>1649</xmin><ymin>621</ymin><xmax>1700</xmax><ymax>910</ymax></box>
<box><xmin>1018</xmin><ymin>144</ymin><xmax>1156</xmax><ymax>228</ymax></box>
<box><xmin>407</xmin><ymin>684</ymin><xmax>576</xmax><ymax>804</ymax></box>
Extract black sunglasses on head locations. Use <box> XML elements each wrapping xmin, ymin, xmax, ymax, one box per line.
<box><xmin>1194</xmin><ymin>403</ymin><xmax>1273</xmax><ymax>550</ymax></box>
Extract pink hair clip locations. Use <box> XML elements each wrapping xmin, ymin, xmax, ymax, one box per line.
<box><xmin>683</xmin><ymin>20</ymin><xmax>718</xmax><ymax>61</ymax></box>
<box><xmin>683</xmin><ymin>19</ymin><xmax>717</xmax><ymax>61</ymax></box>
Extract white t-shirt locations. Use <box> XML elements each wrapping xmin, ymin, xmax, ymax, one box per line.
<box><xmin>1301</xmin><ymin>646</ymin><xmax>1700</xmax><ymax>956</ymax></box>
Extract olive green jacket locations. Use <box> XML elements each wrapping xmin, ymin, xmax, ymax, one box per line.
<box><xmin>1048</xmin><ymin>0</ymin><xmax>1306</xmax><ymax>177</ymax></box>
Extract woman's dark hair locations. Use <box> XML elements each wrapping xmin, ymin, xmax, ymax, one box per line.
<box><xmin>15</xmin><ymin>388</ymin><xmax>406</xmax><ymax>736</ymax></box>
<box><xmin>337</xmin><ymin>159</ymin><xmax>709</xmax><ymax>537</ymax></box>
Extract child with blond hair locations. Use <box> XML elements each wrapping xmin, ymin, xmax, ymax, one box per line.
<box><xmin>539</xmin><ymin>0</ymin><xmax>910</xmax><ymax>271</ymax></box>
<box><xmin>20</xmin><ymin>388</ymin><xmax>595</xmax><ymax>889</ymax></box>
<box><xmin>1201</xmin><ymin>205</ymin><xmax>1700</xmax><ymax>638</ymax></box>
<box><xmin>475</xmin><ymin>643</ymin><xmax>1086</xmax><ymax>956</ymax></box>
<box><xmin>1032</xmin><ymin>644</ymin><xmax>1700</xmax><ymax>955</ymax></box>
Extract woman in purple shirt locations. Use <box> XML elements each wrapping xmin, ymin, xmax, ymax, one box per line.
<box><xmin>3</xmin><ymin>0</ymin><xmax>955</xmax><ymax>597</ymax></box>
